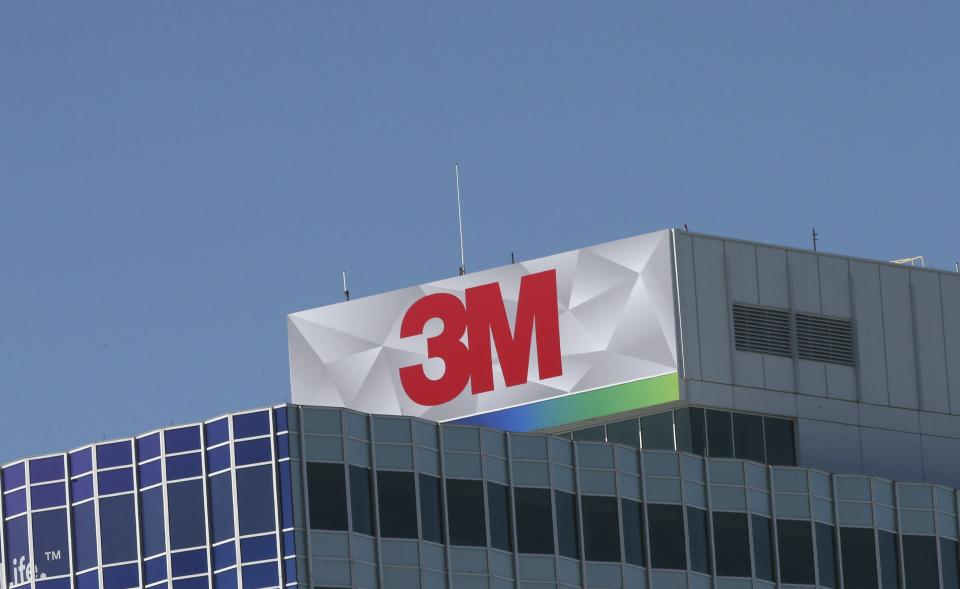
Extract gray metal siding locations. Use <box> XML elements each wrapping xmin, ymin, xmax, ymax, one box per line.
<box><xmin>849</xmin><ymin>260</ymin><xmax>890</xmax><ymax>405</ymax></box>
<box><xmin>879</xmin><ymin>265</ymin><xmax>918</xmax><ymax>409</ymax></box>
<box><xmin>692</xmin><ymin>237</ymin><xmax>732</xmax><ymax>385</ymax></box>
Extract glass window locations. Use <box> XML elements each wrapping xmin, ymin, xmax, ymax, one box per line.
<box><xmin>581</xmin><ymin>496</ymin><xmax>620</xmax><ymax>562</ymax></box>
<box><xmin>903</xmin><ymin>535</ymin><xmax>939</xmax><ymax>589</ymax></box>
<box><xmin>816</xmin><ymin>523</ymin><xmax>839</xmax><ymax>588</ymax></box>
<box><xmin>234</xmin><ymin>439</ymin><xmax>272</xmax><ymax>466</ymax></box>
<box><xmin>29</xmin><ymin>456</ymin><xmax>65</xmax><ymax>484</ymax></box>
<box><xmin>752</xmin><ymin>515</ymin><xmax>775</xmax><ymax>582</ymax></box>
<box><xmin>140</xmin><ymin>486</ymin><xmax>166</xmax><ymax>557</ymax></box>
<box><xmin>232</xmin><ymin>411</ymin><xmax>271</xmax><ymax>439</ymax></box>
<box><xmin>687</xmin><ymin>506</ymin><xmax>711</xmax><ymax>574</ymax></box>
<box><xmin>515</xmin><ymin>488</ymin><xmax>554</xmax><ymax>554</ymax></box>
<box><xmin>777</xmin><ymin>519</ymin><xmax>815</xmax><ymax>584</ymax></box>
<box><xmin>72</xmin><ymin>501</ymin><xmax>98</xmax><ymax>571</ymax></box>
<box><xmin>840</xmin><ymin>527</ymin><xmax>879</xmax><ymax>589</ymax></box>
<box><xmin>307</xmin><ymin>463</ymin><xmax>347</xmax><ymax>531</ymax></box>
<box><xmin>732</xmin><ymin>413</ymin><xmax>765</xmax><ymax>463</ymax></box>
<box><xmin>706</xmin><ymin>410</ymin><xmax>733</xmax><ymax>458</ymax></box>
<box><xmin>447</xmin><ymin>479</ymin><xmax>486</xmax><ymax>547</ymax></box>
<box><xmin>99</xmin><ymin>493</ymin><xmax>139</xmax><ymax>564</ymax></box>
<box><xmin>205</xmin><ymin>418</ymin><xmax>229</xmax><ymax>447</ymax></box>
<box><xmin>488</xmin><ymin>482</ymin><xmax>512</xmax><ymax>551</ymax></box>
<box><xmin>164</xmin><ymin>425</ymin><xmax>201</xmax><ymax>453</ymax></box>
<box><xmin>209</xmin><ymin>472</ymin><xmax>235</xmax><ymax>542</ymax></box>
<box><xmin>605</xmin><ymin>418</ymin><xmax>640</xmax><ymax>448</ymax></box>
<box><xmin>713</xmin><ymin>511</ymin><xmax>750</xmax><ymax>577</ymax></box>
<box><xmin>648</xmin><ymin>504</ymin><xmax>686</xmax><ymax>570</ymax></box>
<box><xmin>879</xmin><ymin>530</ymin><xmax>901</xmax><ymax>589</ymax></box>
<box><xmin>236</xmin><ymin>465</ymin><xmax>277</xmax><ymax>535</ymax></box>
<box><xmin>942</xmin><ymin>539</ymin><xmax>959</xmax><ymax>589</ymax></box>
<box><xmin>418</xmin><ymin>474</ymin><xmax>443</xmax><ymax>543</ymax></box>
<box><xmin>555</xmin><ymin>490</ymin><xmax>579</xmax><ymax>559</ymax></box>
<box><xmin>377</xmin><ymin>471</ymin><xmax>417</xmax><ymax>539</ymax></box>
<box><xmin>97</xmin><ymin>468</ymin><xmax>134</xmax><ymax>494</ymax></box>
<box><xmin>572</xmin><ymin>426</ymin><xmax>605</xmax><ymax>442</ymax></box>
<box><xmin>96</xmin><ymin>441</ymin><xmax>132</xmax><ymax>468</ymax></box>
<box><xmin>640</xmin><ymin>412</ymin><xmax>674</xmax><ymax>450</ymax></box>
<box><xmin>674</xmin><ymin>408</ymin><xmax>706</xmax><ymax>455</ymax></box>
<box><xmin>350</xmin><ymin>466</ymin><xmax>375</xmax><ymax>536</ymax></box>
<box><xmin>5</xmin><ymin>516</ymin><xmax>28</xmax><ymax>584</ymax></box>
<box><xmin>32</xmin><ymin>509</ymin><xmax>70</xmax><ymax>578</ymax></box>
<box><xmin>168</xmin><ymin>479</ymin><xmax>206</xmax><ymax>549</ymax></box>
<box><xmin>621</xmin><ymin>498</ymin><xmax>645</xmax><ymax>566</ymax></box>
<box><xmin>764</xmin><ymin>417</ymin><xmax>796</xmax><ymax>466</ymax></box>
<box><xmin>137</xmin><ymin>433</ymin><xmax>161</xmax><ymax>461</ymax></box>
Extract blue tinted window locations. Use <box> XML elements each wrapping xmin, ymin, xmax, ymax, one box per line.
<box><xmin>173</xmin><ymin>576</ymin><xmax>209</xmax><ymax>589</ymax></box>
<box><xmin>205</xmin><ymin>418</ymin><xmax>229</xmax><ymax>447</ymax></box>
<box><xmin>241</xmin><ymin>562</ymin><xmax>279</xmax><ymax>588</ymax></box>
<box><xmin>99</xmin><ymin>494</ymin><xmax>138</xmax><ymax>564</ymax></box>
<box><xmin>31</xmin><ymin>482</ymin><xmax>66</xmax><ymax>509</ymax></box>
<box><xmin>75</xmin><ymin>570</ymin><xmax>99</xmax><ymax>589</ymax></box>
<box><xmin>274</xmin><ymin>407</ymin><xmax>289</xmax><ymax>432</ymax></box>
<box><xmin>137</xmin><ymin>433</ymin><xmax>161</xmax><ymax>461</ymax></box>
<box><xmin>235</xmin><ymin>438</ymin><xmax>272</xmax><ymax>466</ymax></box>
<box><xmin>276</xmin><ymin>435</ymin><xmax>289</xmax><ymax>459</ymax></box>
<box><xmin>209</xmin><ymin>472</ymin><xmax>235</xmax><ymax>542</ymax></box>
<box><xmin>4</xmin><ymin>516</ymin><xmax>28</xmax><ymax>579</ymax></box>
<box><xmin>32</xmin><ymin>509</ymin><xmax>70</xmax><ymax>577</ymax></box>
<box><xmin>72</xmin><ymin>501</ymin><xmax>98</xmax><ymax>570</ymax></box>
<box><xmin>138</xmin><ymin>460</ymin><xmax>162</xmax><ymax>488</ymax></box>
<box><xmin>213</xmin><ymin>542</ymin><xmax>237</xmax><ymax>570</ymax></box>
<box><xmin>140</xmin><ymin>486</ymin><xmax>166</xmax><ymax>557</ymax></box>
<box><xmin>97</xmin><ymin>442</ymin><xmax>132</xmax><ymax>468</ymax></box>
<box><xmin>30</xmin><ymin>456</ymin><xmax>65</xmax><ymax>483</ymax></box>
<box><xmin>97</xmin><ymin>468</ymin><xmax>134</xmax><ymax>494</ymax></box>
<box><xmin>171</xmin><ymin>548</ymin><xmax>207</xmax><ymax>577</ymax></box>
<box><xmin>207</xmin><ymin>445</ymin><xmax>231</xmax><ymax>473</ymax></box>
<box><xmin>278</xmin><ymin>461</ymin><xmax>294</xmax><ymax>529</ymax></box>
<box><xmin>168</xmin><ymin>479</ymin><xmax>207</xmax><ymax>549</ymax></box>
<box><xmin>237</xmin><ymin>466</ymin><xmax>276</xmax><ymax>535</ymax></box>
<box><xmin>241</xmin><ymin>535</ymin><xmax>277</xmax><ymax>562</ymax></box>
<box><xmin>3</xmin><ymin>462</ymin><xmax>26</xmax><ymax>488</ymax></box>
<box><xmin>71</xmin><ymin>474</ymin><xmax>94</xmax><ymax>501</ymax></box>
<box><xmin>233</xmin><ymin>412</ymin><xmax>271</xmax><ymax>439</ymax></box>
<box><xmin>282</xmin><ymin>530</ymin><xmax>295</xmax><ymax>556</ymax></box>
<box><xmin>214</xmin><ymin>568</ymin><xmax>238</xmax><ymax>589</ymax></box>
<box><xmin>4</xmin><ymin>488</ymin><xmax>26</xmax><ymax>515</ymax></box>
<box><xmin>166</xmin><ymin>453</ymin><xmax>203</xmax><ymax>480</ymax></box>
<box><xmin>101</xmin><ymin>563</ymin><xmax>138</xmax><ymax>589</ymax></box>
<box><xmin>165</xmin><ymin>426</ymin><xmax>201</xmax><ymax>454</ymax></box>
<box><xmin>144</xmin><ymin>556</ymin><xmax>167</xmax><ymax>584</ymax></box>
<box><xmin>69</xmin><ymin>449</ymin><xmax>93</xmax><ymax>476</ymax></box>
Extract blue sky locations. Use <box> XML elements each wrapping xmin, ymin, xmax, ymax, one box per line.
<box><xmin>1</xmin><ymin>1</ymin><xmax>958</xmax><ymax>462</ymax></box>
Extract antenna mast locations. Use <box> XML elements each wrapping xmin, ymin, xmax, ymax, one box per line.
<box><xmin>342</xmin><ymin>271</ymin><xmax>350</xmax><ymax>301</ymax></box>
<box><xmin>455</xmin><ymin>163</ymin><xmax>465</xmax><ymax>276</ymax></box>
<box><xmin>811</xmin><ymin>228</ymin><xmax>819</xmax><ymax>252</ymax></box>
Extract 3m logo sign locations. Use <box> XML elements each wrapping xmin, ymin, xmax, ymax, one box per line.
<box><xmin>399</xmin><ymin>269</ymin><xmax>563</xmax><ymax>406</ymax></box>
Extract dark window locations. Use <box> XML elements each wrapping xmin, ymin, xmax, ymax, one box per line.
<box><xmin>732</xmin><ymin>413</ymin><xmax>765</xmax><ymax>463</ymax></box>
<box><xmin>209</xmin><ymin>472</ymin><xmax>235</xmax><ymax>542</ymax></box>
<box><xmin>487</xmin><ymin>482</ymin><xmax>512</xmax><ymax>551</ymax></box>
<box><xmin>377</xmin><ymin>471</ymin><xmax>418</xmax><ymax>539</ymax></box>
<box><xmin>942</xmin><ymin>539</ymin><xmax>959</xmax><ymax>589</ymax></box>
<box><xmin>555</xmin><ymin>490</ymin><xmax>579</xmax><ymax>559</ymax></box>
<box><xmin>879</xmin><ymin>531</ymin><xmax>901</xmax><ymax>589</ymax></box>
<box><xmin>777</xmin><ymin>520</ymin><xmax>815</xmax><ymax>584</ymax></box>
<box><xmin>641</xmin><ymin>412</ymin><xmax>675</xmax><ymax>450</ymax></box>
<box><xmin>621</xmin><ymin>499</ymin><xmax>645</xmax><ymax>566</ymax></box>
<box><xmin>140</xmin><ymin>487</ymin><xmax>166</xmax><ymax>557</ymax></box>
<box><xmin>674</xmin><ymin>408</ymin><xmax>706</xmax><ymax>456</ymax></box>
<box><xmin>687</xmin><ymin>507</ymin><xmax>711</xmax><ymax>574</ymax></box>
<box><xmin>350</xmin><ymin>466</ymin><xmax>375</xmax><ymax>536</ymax></box>
<box><xmin>581</xmin><ymin>496</ymin><xmax>620</xmax><ymax>562</ymax></box>
<box><xmin>752</xmin><ymin>515</ymin><xmax>775</xmax><ymax>582</ymax></box>
<box><xmin>764</xmin><ymin>417</ymin><xmax>796</xmax><ymax>466</ymax></box>
<box><xmin>816</xmin><ymin>523</ymin><xmax>839</xmax><ymax>589</ymax></box>
<box><xmin>168</xmin><ymin>479</ymin><xmax>206</xmax><ymax>549</ymax></box>
<box><xmin>447</xmin><ymin>479</ymin><xmax>486</xmax><ymax>547</ymax></box>
<box><xmin>99</xmin><ymin>494</ymin><xmax>139</xmax><ymax>564</ymax></box>
<box><xmin>72</xmin><ymin>502</ymin><xmax>97</xmax><ymax>571</ymax></box>
<box><xmin>572</xmin><ymin>426</ymin><xmax>605</xmax><ymax>442</ymax></box>
<box><xmin>706</xmin><ymin>410</ymin><xmax>733</xmax><ymax>458</ymax></box>
<box><xmin>307</xmin><ymin>463</ymin><xmax>348</xmax><ymax>531</ymax></box>
<box><xmin>648</xmin><ymin>504</ymin><xmax>686</xmax><ymax>570</ymax></box>
<box><xmin>419</xmin><ymin>474</ymin><xmax>444</xmax><ymax>543</ymax></box>
<box><xmin>840</xmin><ymin>527</ymin><xmax>879</xmax><ymax>589</ymax></box>
<box><xmin>515</xmin><ymin>488</ymin><xmax>554</xmax><ymax>554</ymax></box>
<box><xmin>236</xmin><ymin>465</ymin><xmax>277</xmax><ymax>535</ymax></box>
<box><xmin>606</xmin><ymin>418</ymin><xmax>640</xmax><ymax>448</ymax></box>
<box><xmin>713</xmin><ymin>511</ymin><xmax>750</xmax><ymax>577</ymax></box>
<box><xmin>903</xmin><ymin>535</ymin><xmax>939</xmax><ymax>589</ymax></box>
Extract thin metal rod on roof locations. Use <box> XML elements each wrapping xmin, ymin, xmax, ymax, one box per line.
<box><xmin>811</xmin><ymin>228</ymin><xmax>819</xmax><ymax>252</ymax></box>
<box><xmin>342</xmin><ymin>271</ymin><xmax>350</xmax><ymax>301</ymax></box>
<box><xmin>891</xmin><ymin>256</ymin><xmax>925</xmax><ymax>268</ymax></box>
<box><xmin>455</xmin><ymin>163</ymin><xmax>465</xmax><ymax>276</ymax></box>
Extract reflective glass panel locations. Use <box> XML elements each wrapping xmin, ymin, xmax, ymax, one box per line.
<box><xmin>572</xmin><ymin>426</ymin><xmax>605</xmax><ymax>442</ymax></box>
<box><xmin>582</xmin><ymin>496</ymin><xmax>620</xmax><ymax>562</ymax></box>
<box><xmin>605</xmin><ymin>419</ymin><xmax>640</xmax><ymax>448</ymax></box>
<box><xmin>942</xmin><ymin>539</ymin><xmax>959</xmax><ymax>589</ymax></box>
<box><xmin>32</xmin><ymin>509</ymin><xmax>70</xmax><ymax>578</ymax></box>
<box><xmin>713</xmin><ymin>511</ymin><xmax>750</xmax><ymax>577</ymax></box>
<box><xmin>99</xmin><ymin>493</ymin><xmax>138</xmax><ymax>564</ymax></box>
<box><xmin>418</xmin><ymin>474</ymin><xmax>443</xmax><ymax>543</ymax></box>
<box><xmin>706</xmin><ymin>410</ymin><xmax>733</xmax><ymax>458</ymax></box>
<box><xmin>555</xmin><ymin>490</ymin><xmax>579</xmax><ymax>559</ymax></box>
<box><xmin>732</xmin><ymin>413</ymin><xmax>765</xmax><ymax>463</ymax></box>
<box><xmin>72</xmin><ymin>501</ymin><xmax>98</xmax><ymax>571</ymax></box>
<box><xmin>236</xmin><ymin>465</ymin><xmax>276</xmax><ymax>535</ymax></box>
<box><xmin>879</xmin><ymin>530</ymin><xmax>901</xmax><ymax>589</ymax></box>
<box><xmin>648</xmin><ymin>504</ymin><xmax>686</xmax><ymax>570</ymax></box>
<box><xmin>621</xmin><ymin>498</ymin><xmax>645</xmax><ymax>567</ymax></box>
<box><xmin>515</xmin><ymin>488</ymin><xmax>554</xmax><ymax>554</ymax></box>
<box><xmin>687</xmin><ymin>506</ymin><xmax>711</xmax><ymax>574</ymax></box>
<box><xmin>674</xmin><ymin>408</ymin><xmax>706</xmax><ymax>455</ymax></box>
<box><xmin>903</xmin><ymin>535</ymin><xmax>939</xmax><ymax>589</ymax></box>
<box><xmin>377</xmin><ymin>470</ymin><xmax>417</xmax><ymax>539</ymax></box>
<box><xmin>209</xmin><ymin>472</ymin><xmax>235</xmax><ymax>542</ymax></box>
<box><xmin>777</xmin><ymin>520</ymin><xmax>815</xmax><ymax>584</ymax></box>
<box><xmin>140</xmin><ymin>486</ymin><xmax>166</xmax><ymax>556</ymax></box>
<box><xmin>816</xmin><ymin>523</ymin><xmax>838</xmax><ymax>588</ymax></box>
<box><xmin>752</xmin><ymin>515</ymin><xmax>775</xmax><ymax>582</ymax></box>
<box><xmin>350</xmin><ymin>466</ymin><xmax>375</xmax><ymax>536</ymax></box>
<box><xmin>487</xmin><ymin>482</ymin><xmax>512</xmax><ymax>551</ymax></box>
<box><xmin>168</xmin><ymin>479</ymin><xmax>207</xmax><ymax>549</ymax></box>
<box><xmin>840</xmin><ymin>527</ymin><xmax>879</xmax><ymax>589</ymax></box>
<box><xmin>447</xmin><ymin>479</ymin><xmax>486</xmax><ymax>547</ymax></box>
<box><xmin>307</xmin><ymin>463</ymin><xmax>347</xmax><ymax>531</ymax></box>
<box><xmin>764</xmin><ymin>417</ymin><xmax>796</xmax><ymax>466</ymax></box>
<box><xmin>640</xmin><ymin>412</ymin><xmax>674</xmax><ymax>450</ymax></box>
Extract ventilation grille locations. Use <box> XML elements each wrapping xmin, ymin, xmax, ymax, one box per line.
<box><xmin>795</xmin><ymin>313</ymin><xmax>855</xmax><ymax>366</ymax></box>
<box><xmin>732</xmin><ymin>304</ymin><xmax>792</xmax><ymax>357</ymax></box>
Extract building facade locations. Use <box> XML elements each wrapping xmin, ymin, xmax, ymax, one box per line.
<box><xmin>4</xmin><ymin>228</ymin><xmax>960</xmax><ymax>588</ymax></box>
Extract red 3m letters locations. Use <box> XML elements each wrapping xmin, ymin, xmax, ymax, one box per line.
<box><xmin>399</xmin><ymin>269</ymin><xmax>563</xmax><ymax>406</ymax></box>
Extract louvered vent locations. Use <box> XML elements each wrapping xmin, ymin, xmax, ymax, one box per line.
<box><xmin>795</xmin><ymin>313</ymin><xmax>855</xmax><ymax>366</ymax></box>
<box><xmin>732</xmin><ymin>303</ymin><xmax>792</xmax><ymax>357</ymax></box>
